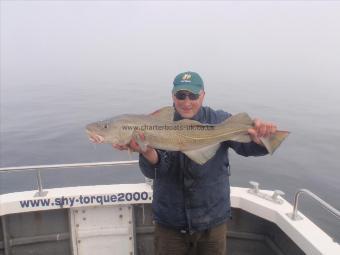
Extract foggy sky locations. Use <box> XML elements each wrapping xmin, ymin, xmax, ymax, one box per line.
<box><xmin>1</xmin><ymin>1</ymin><xmax>340</xmax><ymax>92</ymax></box>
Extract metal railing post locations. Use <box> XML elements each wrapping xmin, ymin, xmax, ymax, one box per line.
<box><xmin>34</xmin><ymin>169</ymin><xmax>48</xmax><ymax>197</ymax></box>
<box><xmin>287</xmin><ymin>189</ymin><xmax>340</xmax><ymax>221</ymax></box>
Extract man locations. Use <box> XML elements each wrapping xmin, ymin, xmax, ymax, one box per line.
<box><xmin>114</xmin><ymin>71</ymin><xmax>277</xmax><ymax>255</ymax></box>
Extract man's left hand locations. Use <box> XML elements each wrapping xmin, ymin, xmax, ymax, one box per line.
<box><xmin>248</xmin><ymin>118</ymin><xmax>277</xmax><ymax>145</ymax></box>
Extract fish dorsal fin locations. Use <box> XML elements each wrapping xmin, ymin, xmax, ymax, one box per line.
<box><xmin>215</xmin><ymin>113</ymin><xmax>253</xmax><ymax>143</ymax></box>
<box><xmin>176</xmin><ymin>119</ymin><xmax>215</xmax><ymax>129</ymax></box>
<box><xmin>223</xmin><ymin>112</ymin><xmax>253</xmax><ymax>126</ymax></box>
<box><xmin>149</xmin><ymin>106</ymin><xmax>175</xmax><ymax>121</ymax></box>
<box><xmin>182</xmin><ymin>143</ymin><xmax>221</xmax><ymax>165</ymax></box>
<box><xmin>176</xmin><ymin>119</ymin><xmax>202</xmax><ymax>125</ymax></box>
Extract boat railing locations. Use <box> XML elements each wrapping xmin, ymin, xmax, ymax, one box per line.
<box><xmin>0</xmin><ymin>160</ymin><xmax>139</xmax><ymax>196</ymax></box>
<box><xmin>287</xmin><ymin>189</ymin><xmax>340</xmax><ymax>221</ymax></box>
<box><xmin>1</xmin><ymin>161</ymin><xmax>339</xmax><ymax>223</ymax></box>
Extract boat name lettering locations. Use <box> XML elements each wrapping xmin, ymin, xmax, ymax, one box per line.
<box><xmin>18</xmin><ymin>192</ymin><xmax>149</xmax><ymax>209</ymax></box>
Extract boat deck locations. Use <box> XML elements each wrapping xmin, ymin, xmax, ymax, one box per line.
<box><xmin>0</xmin><ymin>205</ymin><xmax>304</xmax><ymax>255</ymax></box>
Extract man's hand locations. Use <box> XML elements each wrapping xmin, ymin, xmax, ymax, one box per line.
<box><xmin>248</xmin><ymin>118</ymin><xmax>277</xmax><ymax>146</ymax></box>
<box><xmin>112</xmin><ymin>132</ymin><xmax>159</xmax><ymax>165</ymax></box>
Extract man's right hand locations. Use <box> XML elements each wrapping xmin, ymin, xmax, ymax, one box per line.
<box><xmin>112</xmin><ymin>132</ymin><xmax>159</xmax><ymax>165</ymax></box>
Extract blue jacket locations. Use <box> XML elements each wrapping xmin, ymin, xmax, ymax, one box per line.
<box><xmin>139</xmin><ymin>106</ymin><xmax>268</xmax><ymax>233</ymax></box>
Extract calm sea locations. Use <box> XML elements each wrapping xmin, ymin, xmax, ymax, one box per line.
<box><xmin>1</xmin><ymin>80</ymin><xmax>339</xmax><ymax>242</ymax></box>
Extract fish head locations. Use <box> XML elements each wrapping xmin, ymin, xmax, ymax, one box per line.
<box><xmin>86</xmin><ymin>116</ymin><xmax>133</xmax><ymax>145</ymax></box>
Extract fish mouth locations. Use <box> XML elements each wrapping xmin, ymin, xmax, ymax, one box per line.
<box><xmin>86</xmin><ymin>130</ymin><xmax>104</xmax><ymax>144</ymax></box>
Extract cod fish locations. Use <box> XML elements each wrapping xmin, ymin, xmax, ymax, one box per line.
<box><xmin>86</xmin><ymin>106</ymin><xmax>289</xmax><ymax>165</ymax></box>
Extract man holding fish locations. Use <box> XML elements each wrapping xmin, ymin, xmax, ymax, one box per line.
<box><xmin>87</xmin><ymin>71</ymin><xmax>287</xmax><ymax>255</ymax></box>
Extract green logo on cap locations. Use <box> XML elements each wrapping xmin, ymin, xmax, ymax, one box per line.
<box><xmin>181</xmin><ymin>74</ymin><xmax>192</xmax><ymax>82</ymax></box>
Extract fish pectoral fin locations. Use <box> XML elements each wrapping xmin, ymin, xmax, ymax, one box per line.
<box><xmin>182</xmin><ymin>143</ymin><xmax>221</xmax><ymax>165</ymax></box>
<box><xmin>132</xmin><ymin>131</ymin><xmax>148</xmax><ymax>152</ymax></box>
<box><xmin>149</xmin><ymin>106</ymin><xmax>175</xmax><ymax>121</ymax></box>
<box><xmin>127</xmin><ymin>148</ymin><xmax>133</xmax><ymax>159</ymax></box>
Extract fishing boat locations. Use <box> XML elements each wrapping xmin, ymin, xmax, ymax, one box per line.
<box><xmin>0</xmin><ymin>161</ymin><xmax>339</xmax><ymax>255</ymax></box>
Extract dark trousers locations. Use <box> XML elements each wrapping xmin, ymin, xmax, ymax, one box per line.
<box><xmin>154</xmin><ymin>222</ymin><xmax>227</xmax><ymax>255</ymax></box>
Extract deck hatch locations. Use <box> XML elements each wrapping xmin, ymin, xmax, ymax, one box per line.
<box><xmin>70</xmin><ymin>205</ymin><xmax>135</xmax><ymax>255</ymax></box>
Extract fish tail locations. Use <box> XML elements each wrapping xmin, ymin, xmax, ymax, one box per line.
<box><xmin>260</xmin><ymin>131</ymin><xmax>290</xmax><ymax>154</ymax></box>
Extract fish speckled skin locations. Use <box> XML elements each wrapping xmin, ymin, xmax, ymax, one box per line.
<box><xmin>86</xmin><ymin>107</ymin><xmax>289</xmax><ymax>164</ymax></box>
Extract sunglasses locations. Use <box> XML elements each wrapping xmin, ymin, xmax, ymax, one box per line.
<box><xmin>174</xmin><ymin>91</ymin><xmax>200</xmax><ymax>100</ymax></box>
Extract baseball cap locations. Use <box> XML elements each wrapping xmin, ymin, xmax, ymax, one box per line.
<box><xmin>172</xmin><ymin>71</ymin><xmax>204</xmax><ymax>94</ymax></box>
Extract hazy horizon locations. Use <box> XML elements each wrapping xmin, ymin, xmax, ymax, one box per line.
<box><xmin>2</xmin><ymin>1</ymin><xmax>340</xmax><ymax>89</ymax></box>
